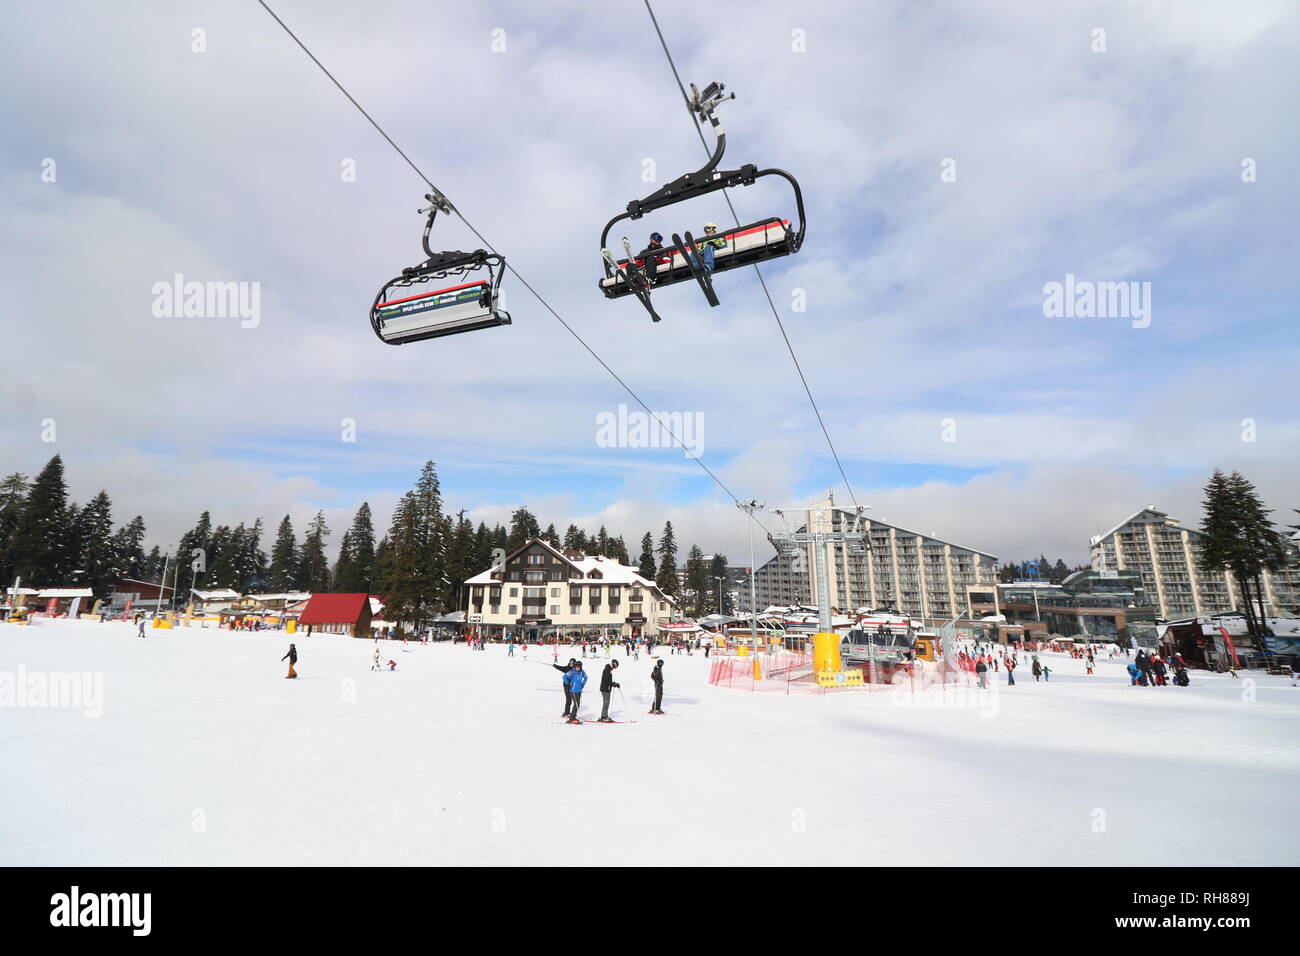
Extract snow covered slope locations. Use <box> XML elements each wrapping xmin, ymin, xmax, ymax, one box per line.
<box><xmin>2</xmin><ymin>620</ymin><xmax>1296</xmax><ymax>865</ymax></box>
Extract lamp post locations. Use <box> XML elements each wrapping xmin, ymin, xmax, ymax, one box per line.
<box><xmin>156</xmin><ymin>543</ymin><xmax>171</xmax><ymax>619</ymax></box>
<box><xmin>713</xmin><ymin>575</ymin><xmax>724</xmax><ymax>617</ymax></box>
<box><xmin>736</xmin><ymin>500</ymin><xmax>764</xmax><ymax>655</ymax></box>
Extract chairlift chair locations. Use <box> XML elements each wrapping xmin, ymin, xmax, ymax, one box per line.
<box><xmin>597</xmin><ymin>82</ymin><xmax>806</xmax><ymax>322</ymax></box>
<box><xmin>371</xmin><ymin>192</ymin><xmax>512</xmax><ymax>345</ymax></box>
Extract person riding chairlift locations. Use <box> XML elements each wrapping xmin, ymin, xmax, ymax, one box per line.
<box><xmin>638</xmin><ymin>232</ymin><xmax>668</xmax><ymax>287</ymax></box>
<box><xmin>691</xmin><ymin>223</ymin><xmax>727</xmax><ymax>277</ymax></box>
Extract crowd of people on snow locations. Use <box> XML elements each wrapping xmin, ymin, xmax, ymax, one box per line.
<box><xmin>1125</xmin><ymin>649</ymin><xmax>1192</xmax><ymax>687</ymax></box>
<box><xmin>951</xmin><ymin>638</ymin><xmax>1202</xmax><ymax>690</ymax></box>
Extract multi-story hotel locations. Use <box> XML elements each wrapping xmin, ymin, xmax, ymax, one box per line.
<box><xmin>740</xmin><ymin>493</ymin><xmax>999</xmax><ymax>620</ymax></box>
<box><xmin>1089</xmin><ymin>507</ymin><xmax>1300</xmax><ymax>619</ymax></box>
<box><xmin>463</xmin><ymin>537</ymin><xmax>678</xmax><ymax>641</ymax></box>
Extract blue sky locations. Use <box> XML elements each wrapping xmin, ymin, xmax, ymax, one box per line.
<box><xmin>1</xmin><ymin>0</ymin><xmax>1296</xmax><ymax>567</ymax></box>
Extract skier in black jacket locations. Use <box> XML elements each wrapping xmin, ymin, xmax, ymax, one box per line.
<box><xmin>650</xmin><ymin>659</ymin><xmax>665</xmax><ymax>714</ymax></box>
<box><xmin>281</xmin><ymin>643</ymin><xmax>298</xmax><ymax>679</ymax></box>
<box><xmin>553</xmin><ymin>658</ymin><xmax>579</xmax><ymax>718</ymax></box>
<box><xmin>598</xmin><ymin>659</ymin><xmax>621</xmax><ymax>722</ymax></box>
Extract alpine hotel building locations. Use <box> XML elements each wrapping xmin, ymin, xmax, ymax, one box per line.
<box><xmin>463</xmin><ymin>538</ymin><xmax>678</xmax><ymax>640</ymax></box>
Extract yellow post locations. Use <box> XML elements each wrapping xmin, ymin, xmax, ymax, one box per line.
<box><xmin>812</xmin><ymin>632</ymin><xmax>842</xmax><ymax>673</ymax></box>
<box><xmin>738</xmin><ymin>644</ymin><xmax>748</xmax><ymax>657</ymax></box>
<box><xmin>287</xmin><ymin>619</ymin><xmax>297</xmax><ymax>634</ymax></box>
<box><xmin>753</xmin><ymin>657</ymin><xmax>762</xmax><ymax>681</ymax></box>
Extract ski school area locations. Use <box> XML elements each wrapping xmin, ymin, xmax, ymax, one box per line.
<box><xmin>2</xmin><ymin>617</ymin><xmax>1297</xmax><ymax>867</ymax></box>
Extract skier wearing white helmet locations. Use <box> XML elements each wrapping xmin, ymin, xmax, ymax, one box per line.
<box><xmin>691</xmin><ymin>222</ymin><xmax>726</xmax><ymax>277</ymax></box>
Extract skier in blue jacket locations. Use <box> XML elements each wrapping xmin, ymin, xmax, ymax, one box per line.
<box><xmin>563</xmin><ymin>662</ymin><xmax>588</xmax><ymax>723</ymax></box>
<box><xmin>553</xmin><ymin>658</ymin><xmax>579</xmax><ymax>719</ymax></box>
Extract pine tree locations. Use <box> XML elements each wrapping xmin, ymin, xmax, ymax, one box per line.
<box><xmin>1227</xmin><ymin>471</ymin><xmax>1289</xmax><ymax>633</ymax></box>
<box><xmin>444</xmin><ymin>511</ymin><xmax>476</xmax><ymax>612</ymax></box>
<box><xmin>413</xmin><ymin>462</ymin><xmax>448</xmax><ymax>614</ymax></box>
<box><xmin>472</xmin><ymin>522</ymin><xmax>493</xmax><ymax>571</ymax></box>
<box><xmin>563</xmin><ymin>524</ymin><xmax>585</xmax><ymax>551</ymax></box>
<box><xmin>638</xmin><ymin>532</ymin><xmax>657</xmax><ymax>580</ymax></box>
<box><xmin>206</xmin><ymin>524</ymin><xmax>235</xmax><ymax>590</ymax></box>
<box><xmin>143</xmin><ymin>545</ymin><xmax>163</xmax><ymax>582</ymax></box>
<box><xmin>595</xmin><ymin>525</ymin><xmax>610</xmax><ymax>556</ymax></box>
<box><xmin>543</xmin><ymin>523</ymin><xmax>559</xmax><ymax>547</ymax></box>
<box><xmin>655</xmin><ymin>521</ymin><xmax>680</xmax><ymax>598</ymax></box>
<box><xmin>0</xmin><ymin>472</ymin><xmax>30</xmax><ymax>585</ymax></box>
<box><xmin>376</xmin><ymin>462</ymin><xmax>451</xmax><ymax>631</ymax></box>
<box><xmin>241</xmin><ymin>517</ymin><xmax>268</xmax><ymax>591</ymax></box>
<box><xmin>11</xmin><ymin>455</ymin><xmax>72</xmax><ymax>584</ymax></box>
<box><xmin>111</xmin><ymin>515</ymin><xmax>147</xmax><ymax>581</ymax></box>
<box><xmin>297</xmin><ymin>511</ymin><xmax>332</xmax><ymax>593</ymax></box>
<box><xmin>334</xmin><ymin>503</ymin><xmax>376</xmax><ymax>592</ymax></box>
<box><xmin>175</xmin><ymin>511</ymin><xmax>213</xmax><ymax>598</ymax></box>
<box><xmin>1199</xmin><ymin>469</ymin><xmax>1287</xmax><ymax>636</ymax></box>
<box><xmin>507</xmin><ymin>506</ymin><xmax>541</xmax><ymax>552</ymax></box>
<box><xmin>1052</xmin><ymin>559</ymin><xmax>1070</xmax><ymax>584</ymax></box>
<box><xmin>684</xmin><ymin>544</ymin><xmax>709</xmax><ymax>616</ymax></box>
<box><xmin>710</xmin><ymin>553</ymin><xmax>733</xmax><ymax>614</ymax></box>
<box><xmin>372</xmin><ymin>535</ymin><xmax>393</xmax><ymax>593</ymax></box>
<box><xmin>334</xmin><ymin>530</ymin><xmax>355</xmax><ymax>590</ymax></box>
<box><xmin>76</xmin><ymin>491</ymin><xmax>117</xmax><ymax>599</ymax></box>
<box><xmin>377</xmin><ymin>493</ymin><xmax>421</xmax><ymax>628</ymax></box>
<box><xmin>267</xmin><ymin>515</ymin><xmax>298</xmax><ymax>592</ymax></box>
<box><xmin>609</xmin><ymin>535</ymin><xmax>630</xmax><ymax>565</ymax></box>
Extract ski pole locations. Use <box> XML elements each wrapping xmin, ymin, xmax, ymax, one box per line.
<box><xmin>617</xmin><ymin>686</ymin><xmax>631</xmax><ymax>720</ymax></box>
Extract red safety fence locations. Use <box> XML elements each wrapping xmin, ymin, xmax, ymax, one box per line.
<box><xmin>708</xmin><ymin>652</ymin><xmax>979</xmax><ymax>695</ymax></box>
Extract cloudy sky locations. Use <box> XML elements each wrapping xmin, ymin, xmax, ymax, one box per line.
<box><xmin>1</xmin><ymin>0</ymin><xmax>1296</xmax><ymax>569</ymax></box>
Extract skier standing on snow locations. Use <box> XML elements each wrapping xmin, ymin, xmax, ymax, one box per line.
<box><xmin>138</xmin><ymin>618</ymin><xmax>147</xmax><ymax>638</ymax></box>
<box><xmin>553</xmin><ymin>657</ymin><xmax>579</xmax><ymax>719</ymax></box>
<box><xmin>564</xmin><ymin>662</ymin><xmax>588</xmax><ymax>723</ymax></box>
<box><xmin>372</xmin><ymin>645</ymin><xmax>382</xmax><ymax>671</ymax></box>
<box><xmin>650</xmin><ymin>659</ymin><xmax>666</xmax><ymax>714</ymax></box>
<box><xmin>598</xmin><ymin>659</ymin><xmax>621</xmax><ymax>722</ymax></box>
<box><xmin>281</xmin><ymin>643</ymin><xmax>298</xmax><ymax>679</ymax></box>
<box><xmin>975</xmin><ymin>658</ymin><xmax>988</xmax><ymax>689</ymax></box>
<box><xmin>1032</xmin><ymin>659</ymin><xmax>1042</xmax><ymax>681</ymax></box>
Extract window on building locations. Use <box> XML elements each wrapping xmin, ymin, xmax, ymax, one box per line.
<box><xmin>508</xmin><ymin>605</ymin><xmax>517</xmax><ymax>615</ymax></box>
<box><xmin>527</xmin><ymin>554</ymin><xmax>544</xmax><ymax>565</ymax></box>
<box><xmin>509</xmin><ymin>587</ymin><xmax>518</xmax><ymax>597</ymax></box>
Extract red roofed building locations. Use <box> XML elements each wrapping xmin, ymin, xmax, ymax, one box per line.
<box><xmin>298</xmin><ymin>592</ymin><xmax>373</xmax><ymax>638</ymax></box>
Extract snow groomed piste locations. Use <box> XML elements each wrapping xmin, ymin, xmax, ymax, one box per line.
<box><xmin>3</xmin><ymin>617</ymin><xmax>1297</xmax><ymax>866</ymax></box>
